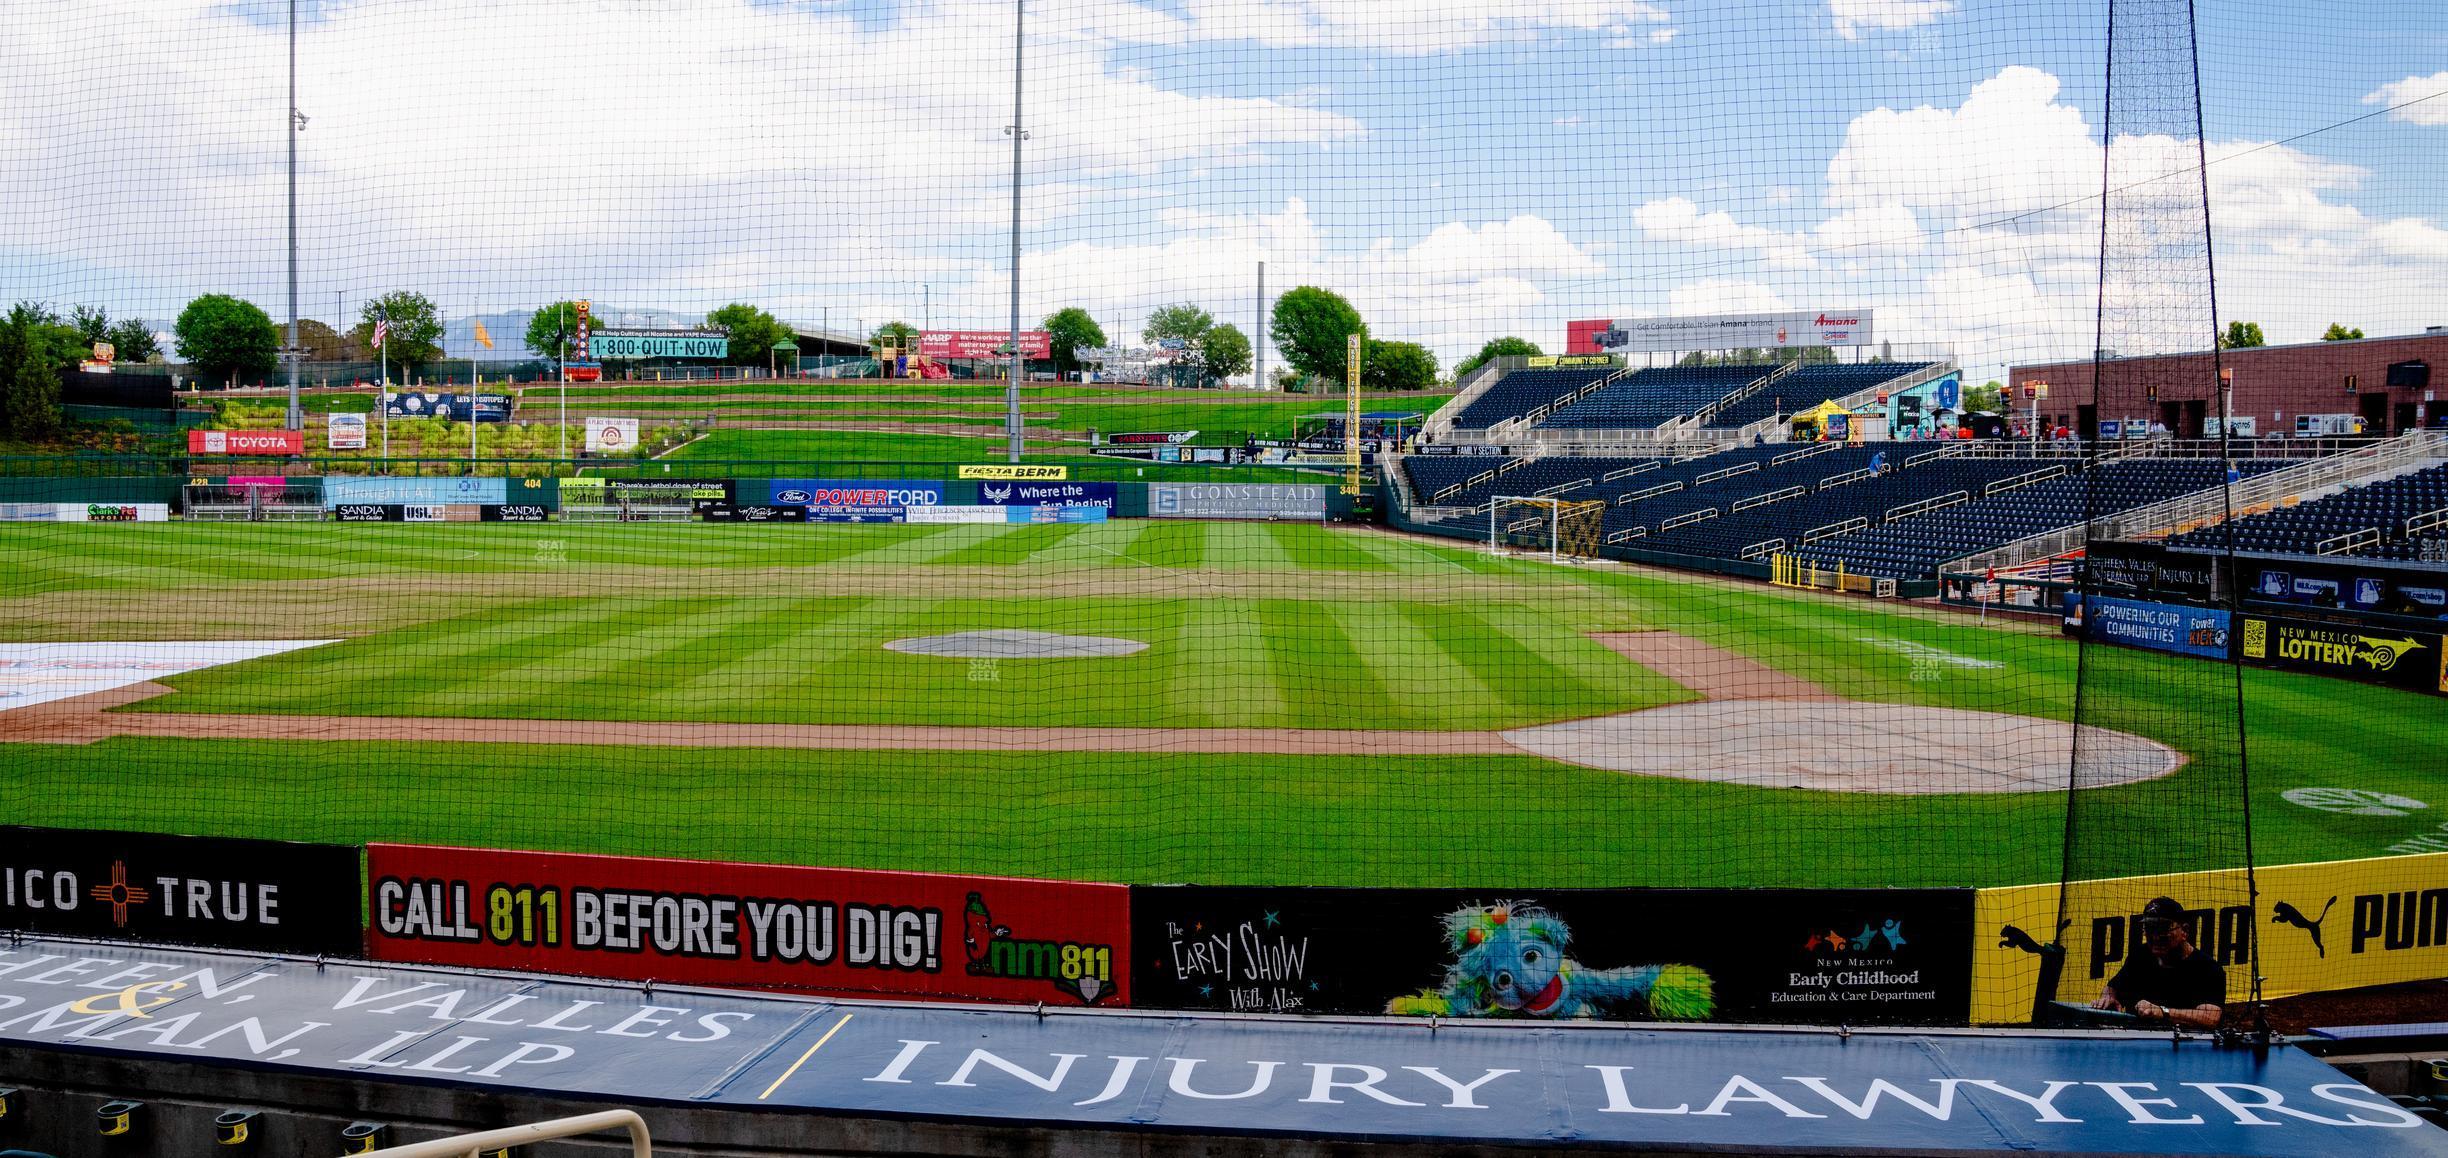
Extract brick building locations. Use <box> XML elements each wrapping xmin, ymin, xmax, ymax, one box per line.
<box><xmin>2008</xmin><ymin>328</ymin><xmax>2446</xmax><ymax>439</ymax></box>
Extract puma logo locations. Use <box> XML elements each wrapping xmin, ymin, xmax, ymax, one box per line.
<box><xmin>2272</xmin><ymin>897</ymin><xmax>2337</xmax><ymax>957</ymax></box>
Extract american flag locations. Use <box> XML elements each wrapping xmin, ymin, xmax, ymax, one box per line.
<box><xmin>372</xmin><ymin>320</ymin><xmax>389</xmax><ymax>349</ymax></box>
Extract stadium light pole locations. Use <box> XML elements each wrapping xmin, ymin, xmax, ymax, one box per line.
<box><xmin>284</xmin><ymin>0</ymin><xmax>304</xmax><ymax>432</ymax></box>
<box><xmin>1004</xmin><ymin>0</ymin><xmax>1027</xmax><ymax>462</ymax></box>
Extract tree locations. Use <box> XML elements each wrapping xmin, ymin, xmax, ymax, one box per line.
<box><xmin>2218</xmin><ymin>321</ymin><xmax>2266</xmax><ymax>349</ymax></box>
<box><xmin>358</xmin><ymin>291</ymin><xmax>445</xmax><ymax>373</ymax></box>
<box><xmin>174</xmin><ymin>294</ymin><xmax>279</xmax><ymax>385</ymax></box>
<box><xmin>2322</xmin><ymin>323</ymin><xmax>2365</xmax><ymax>342</ymax></box>
<box><xmin>523</xmin><ymin>301</ymin><xmax>592</xmax><ymax>360</ymax></box>
<box><xmin>289</xmin><ymin>319</ymin><xmax>344</xmax><ymax>362</ymax></box>
<box><xmin>706</xmin><ymin>302</ymin><xmax>794</xmax><ymax>370</ymax></box>
<box><xmin>0</xmin><ymin>303</ymin><xmax>74</xmax><ymax>439</ymax></box>
<box><xmin>1269</xmin><ymin>286</ymin><xmax>1366</xmax><ymax>383</ymax></box>
<box><xmin>1361</xmin><ymin>339</ymin><xmax>1438</xmax><ymax>392</ymax></box>
<box><xmin>70</xmin><ymin>305</ymin><xmax>110</xmax><ymax>346</ymax></box>
<box><xmin>1142</xmin><ymin>302</ymin><xmax>1214</xmax><ymax>346</ymax></box>
<box><xmin>105</xmin><ymin>317</ymin><xmax>162</xmax><ymax>364</ymax></box>
<box><xmin>1041</xmin><ymin>307</ymin><xmax>1107</xmax><ymax>378</ymax></box>
<box><xmin>869</xmin><ymin>321</ymin><xmax>918</xmax><ymax>351</ymax></box>
<box><xmin>1965</xmin><ymin>381</ymin><xmax>2007</xmax><ymax>414</ymax></box>
<box><xmin>1452</xmin><ymin>336</ymin><xmax>1541</xmax><ymax>379</ymax></box>
<box><xmin>1199</xmin><ymin>323</ymin><xmax>1253</xmax><ymax>384</ymax></box>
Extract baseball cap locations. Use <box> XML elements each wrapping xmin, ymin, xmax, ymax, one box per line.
<box><xmin>2139</xmin><ymin>896</ymin><xmax>2186</xmax><ymax>930</ymax></box>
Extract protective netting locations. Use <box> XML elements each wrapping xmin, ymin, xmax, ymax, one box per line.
<box><xmin>2</xmin><ymin>0</ymin><xmax>2444</xmax><ymax>1028</ymax></box>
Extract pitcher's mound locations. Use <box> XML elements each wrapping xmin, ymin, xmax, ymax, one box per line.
<box><xmin>884</xmin><ymin>630</ymin><xmax>1148</xmax><ymax>659</ymax></box>
<box><xmin>1503</xmin><ymin>702</ymin><xmax>2181</xmax><ymax>795</ymax></box>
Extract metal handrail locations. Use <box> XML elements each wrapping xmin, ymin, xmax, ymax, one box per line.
<box><xmin>1740</xmin><ymin>537</ymin><xmax>1788</xmax><ymax>560</ymax></box>
<box><xmin>1984</xmin><ymin>465</ymin><xmax>2068</xmax><ymax>496</ymax></box>
<box><xmin>1771</xmin><ymin>442</ymin><xmax>1841</xmax><ymax>467</ymax></box>
<box><xmin>363</xmin><ymin>1110</ymin><xmax>652</xmax><ymax>1157</ymax></box>
<box><xmin>1614</xmin><ymin>479</ymin><xmax>1686</xmax><ymax>504</ymax></box>
<box><xmin>2316</xmin><ymin>527</ymin><xmax>2381</xmax><ymax>555</ymax></box>
<box><xmin>1732</xmin><ymin>485</ymin><xmax>1806</xmax><ymax>513</ymax></box>
<box><xmin>1885</xmin><ymin>490</ymin><xmax>1969</xmax><ymax>521</ymax></box>
<box><xmin>1660</xmin><ymin>507</ymin><xmax>1719</xmax><ymax>530</ymax></box>
<box><xmin>1803</xmin><ymin>516</ymin><xmax>1869</xmax><ymax>544</ymax></box>
<box><xmin>1695</xmin><ymin>461</ymin><xmax>1759</xmax><ymax>485</ymax></box>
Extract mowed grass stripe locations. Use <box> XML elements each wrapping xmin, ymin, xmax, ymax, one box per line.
<box><xmin>367</xmin><ymin>597</ymin><xmax>705</xmax><ymax>717</ymax></box>
<box><xmin>662</xmin><ymin>598</ymin><xmax>878</xmax><ymax>706</ymax></box>
<box><xmin>138</xmin><ymin>598</ymin><xmax>641</xmax><ymax>715</ymax></box>
<box><xmin>480</xmin><ymin>600</ymin><xmax>827</xmax><ymax>721</ymax></box>
<box><xmin>1181</xmin><ymin>598</ymin><xmax>1284</xmax><ymax>726</ymax></box>
<box><xmin>1266</xmin><ymin>521</ymin><xmax>1394</xmax><ymax>572</ymax></box>
<box><xmin>471</xmin><ymin>599</ymin><xmax>784</xmax><ymax>719</ymax></box>
<box><xmin>1403</xmin><ymin>603</ymin><xmax>1621</xmax><ymax>718</ymax></box>
<box><xmin>1204</xmin><ymin>522</ymin><xmax>1298</xmax><ymax>572</ymax></box>
<box><xmin>1255</xmin><ymin>598</ymin><xmax>1390</xmax><ymax>728</ymax></box>
<box><xmin>1331</xmin><ymin>602</ymin><xmax>1500</xmax><ymax>730</ymax></box>
<box><xmin>1111</xmin><ymin>520</ymin><xmax>1206</xmax><ymax>570</ymax></box>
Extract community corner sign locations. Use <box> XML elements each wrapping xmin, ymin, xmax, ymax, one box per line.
<box><xmin>0</xmin><ymin>936</ymin><xmax>2431</xmax><ymax>1155</ymax></box>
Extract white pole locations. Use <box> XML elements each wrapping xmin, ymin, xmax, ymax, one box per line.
<box><xmin>558</xmin><ymin>302</ymin><xmax>567</xmax><ymax>463</ymax></box>
<box><xmin>378</xmin><ymin>306</ymin><xmax>389</xmax><ymax>463</ymax></box>
<box><xmin>470</xmin><ymin>352</ymin><xmax>478</xmax><ymax>471</ymax></box>
<box><xmin>1550</xmin><ymin>503</ymin><xmax>1559</xmax><ymax>564</ymax></box>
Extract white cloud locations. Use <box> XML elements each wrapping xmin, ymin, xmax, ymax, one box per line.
<box><xmin>1635</xmin><ymin>197</ymin><xmax>1817</xmax><ymax>268</ymax></box>
<box><xmin>1829</xmin><ymin>0</ymin><xmax>1955</xmax><ymax>40</ymax></box>
<box><xmin>2364</xmin><ymin>71</ymin><xmax>2448</xmax><ymax>125</ymax></box>
<box><xmin>1168</xmin><ymin>0</ymin><xmax>1674</xmax><ymax>55</ymax></box>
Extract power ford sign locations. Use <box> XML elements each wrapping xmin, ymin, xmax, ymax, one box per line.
<box><xmin>769</xmin><ymin>480</ymin><xmax>943</xmax><ymax>508</ymax></box>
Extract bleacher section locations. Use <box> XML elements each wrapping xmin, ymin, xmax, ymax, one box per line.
<box><xmin>1447</xmin><ymin>366</ymin><xmax>1615</xmax><ymax>429</ymax></box>
<box><xmin>1795</xmin><ymin>459</ymin><xmax>2299</xmax><ymax>580</ymax></box>
<box><xmin>1701</xmin><ymin>363</ymin><xmax>1938</xmax><ymax>429</ymax></box>
<box><xmin>1400</xmin><ymin>447</ymin><xmax>2297</xmax><ymax>581</ymax></box>
<box><xmin>1540</xmin><ymin>366</ymin><xmax>1761</xmax><ymax>429</ymax></box>
<box><xmin>2165</xmin><ymin>463</ymin><xmax>2448</xmax><ymax>561</ymax></box>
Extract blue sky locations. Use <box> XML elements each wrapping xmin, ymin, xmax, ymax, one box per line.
<box><xmin>1</xmin><ymin>0</ymin><xmax>2440</xmax><ymax>379</ymax></box>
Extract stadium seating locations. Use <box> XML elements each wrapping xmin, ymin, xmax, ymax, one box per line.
<box><xmin>1447</xmin><ymin>366</ymin><xmax>1615</xmax><ymax>429</ymax></box>
<box><xmin>1700</xmin><ymin>363</ymin><xmax>1939</xmax><ymax>429</ymax></box>
<box><xmin>2164</xmin><ymin>462</ymin><xmax>2448</xmax><ymax>561</ymax></box>
<box><xmin>1793</xmin><ymin>459</ymin><xmax>2299</xmax><ymax>579</ymax></box>
<box><xmin>1539</xmin><ymin>365</ymin><xmax>1764</xmax><ymax>429</ymax></box>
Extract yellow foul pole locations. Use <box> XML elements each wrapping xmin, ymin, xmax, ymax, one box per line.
<box><xmin>1343</xmin><ymin>332</ymin><xmax>1363</xmax><ymax>495</ymax></box>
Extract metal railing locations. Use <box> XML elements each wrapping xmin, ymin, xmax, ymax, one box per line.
<box><xmin>1695</xmin><ymin>460</ymin><xmax>1759</xmax><ymax>485</ymax></box>
<box><xmin>1660</xmin><ymin>507</ymin><xmax>1719</xmax><ymax>531</ymax></box>
<box><xmin>1731</xmin><ymin>485</ymin><xmax>1805</xmax><ymax>512</ymax></box>
<box><xmin>1885</xmin><ymin>490</ymin><xmax>1969</xmax><ymax>521</ymax></box>
<box><xmin>2317</xmin><ymin>527</ymin><xmax>2382</xmax><ymax>555</ymax></box>
<box><xmin>1816</xmin><ymin>466</ymin><xmax>1875</xmax><ymax>490</ymax></box>
<box><xmin>1771</xmin><ymin>442</ymin><xmax>1842</xmax><ymax>467</ymax></box>
<box><xmin>1740</xmin><ymin>537</ymin><xmax>1788</xmax><ymax>560</ymax></box>
<box><xmin>1802</xmin><ymin>516</ymin><xmax>1868</xmax><ymax>544</ymax></box>
<box><xmin>1984</xmin><ymin>465</ymin><xmax>2069</xmax><ymax>496</ymax></box>
<box><xmin>1601</xmin><ymin>461</ymin><xmax>1661</xmax><ymax>482</ymax></box>
<box><xmin>1615</xmin><ymin>479</ymin><xmax>1686</xmax><ymax>504</ymax></box>
<box><xmin>364</xmin><ymin>1110</ymin><xmax>652</xmax><ymax>1157</ymax></box>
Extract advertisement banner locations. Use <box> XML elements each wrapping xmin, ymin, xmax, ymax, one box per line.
<box><xmin>334</xmin><ymin>503</ymin><xmax>403</xmax><ymax>522</ymax></box>
<box><xmin>2239</xmin><ymin>614</ymin><xmax>2445</xmax><ymax>696</ymax></box>
<box><xmin>700</xmin><ymin>503</ymin><xmax>808</xmax><ymax>523</ymax></box>
<box><xmin>1132</xmin><ymin>886</ymin><xmax>1971</xmax><ymax>1025</ymax></box>
<box><xmin>584</xmin><ymin>417</ymin><xmax>639</xmax><ymax>453</ymax></box>
<box><xmin>382</xmin><ymin>392</ymin><xmax>511</xmax><ymax>422</ymax></box>
<box><xmin>324</xmin><ymin>476</ymin><xmax>508</xmax><ymax>507</ymax></box>
<box><xmin>1105</xmin><ymin>431</ymin><xmax>1196</xmax><ymax>445</ymax></box>
<box><xmin>920</xmin><ymin>329</ymin><xmax>1051</xmax><ymax>359</ymax></box>
<box><xmin>188</xmin><ymin>430</ymin><xmax>303</xmax><ymax>456</ymax></box>
<box><xmin>0</xmin><ymin>826</ymin><xmax>360</xmax><ymax>955</ymax></box>
<box><xmin>2241</xmin><ymin>556</ymin><xmax>2448</xmax><ymax>617</ymax></box>
<box><xmin>365</xmin><ymin>844</ymin><xmax>1131</xmax><ymax>1005</ymax></box>
<box><xmin>327</xmin><ymin>412</ymin><xmax>368</xmax><ymax>450</ymax></box>
<box><xmin>974</xmin><ymin>480</ymin><xmax>1116</xmax><ymax>509</ymax></box>
<box><xmin>808</xmin><ymin>510</ymin><xmax>906</xmax><ymax>524</ymax></box>
<box><xmin>2087</xmin><ymin>596</ymin><xmax>2233</xmax><ymax>659</ymax></box>
<box><xmin>768</xmin><ymin>480</ymin><xmax>943</xmax><ymax>509</ymax></box>
<box><xmin>1566</xmin><ymin>310</ymin><xmax>1875</xmax><ymax>354</ymax></box>
<box><xmin>907</xmin><ymin>505</ymin><xmax>1010</xmax><ymax>524</ymax></box>
<box><xmin>1150</xmin><ymin>483</ymin><xmax>1327</xmax><ymax>519</ymax></box>
<box><xmin>1973</xmin><ymin>853</ymin><xmax>2448</xmax><ymax>1024</ymax></box>
<box><xmin>52</xmin><ymin>503</ymin><xmax>169</xmax><ymax>523</ymax></box>
<box><xmin>2088</xmin><ymin>540</ymin><xmax>2217</xmax><ymax>602</ymax></box>
<box><xmin>481</xmin><ymin>503</ymin><xmax>552</xmax><ymax>523</ymax></box>
<box><xmin>586</xmin><ymin>328</ymin><xmax>729</xmax><ymax>360</ymax></box>
<box><xmin>958</xmin><ymin>464</ymin><xmax>1067</xmax><ymax>481</ymax></box>
<box><xmin>1552</xmin><ymin>353</ymin><xmax>1618</xmax><ymax>368</ymax></box>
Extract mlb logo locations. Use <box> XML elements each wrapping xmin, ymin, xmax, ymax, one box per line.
<box><xmin>2355</xmin><ymin>578</ymin><xmax>2385</xmax><ymax>605</ymax></box>
<box><xmin>2258</xmin><ymin>571</ymin><xmax>2289</xmax><ymax>596</ymax></box>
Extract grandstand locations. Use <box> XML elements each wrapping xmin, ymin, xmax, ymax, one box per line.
<box><xmin>2165</xmin><ymin>461</ymin><xmax>2448</xmax><ymax>561</ymax></box>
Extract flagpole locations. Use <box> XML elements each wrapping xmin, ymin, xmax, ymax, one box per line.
<box><xmin>558</xmin><ymin>301</ymin><xmax>568</xmax><ymax>465</ymax></box>
<box><xmin>378</xmin><ymin>309</ymin><xmax>389</xmax><ymax>463</ymax></box>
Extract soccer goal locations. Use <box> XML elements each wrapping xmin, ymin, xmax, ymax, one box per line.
<box><xmin>1486</xmin><ymin>495</ymin><xmax>1606</xmax><ymax>561</ymax></box>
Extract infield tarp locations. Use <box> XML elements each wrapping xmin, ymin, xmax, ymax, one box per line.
<box><xmin>0</xmin><ymin>937</ymin><xmax>2428</xmax><ymax>1155</ymax></box>
<box><xmin>365</xmin><ymin>844</ymin><xmax>1129</xmax><ymax>1006</ymax></box>
<box><xmin>0</xmin><ymin>828</ymin><xmax>359</xmax><ymax>955</ymax></box>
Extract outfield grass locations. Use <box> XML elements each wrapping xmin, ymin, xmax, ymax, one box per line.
<box><xmin>658</xmin><ymin>429</ymin><xmax>1329</xmax><ymax>480</ymax></box>
<box><xmin>3</xmin><ymin>520</ymin><xmax>2440</xmax><ymax>888</ymax></box>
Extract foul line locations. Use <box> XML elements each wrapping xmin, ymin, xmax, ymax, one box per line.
<box><xmin>759</xmin><ymin>1012</ymin><xmax>854</xmax><ymax>1100</ymax></box>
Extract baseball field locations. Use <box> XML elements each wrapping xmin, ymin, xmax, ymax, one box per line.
<box><xmin>2</xmin><ymin>517</ymin><xmax>2438</xmax><ymax>889</ymax></box>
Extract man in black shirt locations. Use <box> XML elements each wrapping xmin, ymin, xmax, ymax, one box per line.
<box><xmin>2092</xmin><ymin>896</ymin><xmax>2225</xmax><ymax>1029</ymax></box>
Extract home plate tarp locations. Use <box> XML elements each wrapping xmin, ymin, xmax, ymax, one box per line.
<box><xmin>0</xmin><ymin>939</ymin><xmax>2433</xmax><ymax>1155</ymax></box>
<box><xmin>0</xmin><ymin>641</ymin><xmax>333</xmax><ymax>711</ymax></box>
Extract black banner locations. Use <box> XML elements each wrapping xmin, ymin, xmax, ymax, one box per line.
<box><xmin>2239</xmin><ymin>614</ymin><xmax>2448</xmax><ymax>696</ymax></box>
<box><xmin>701</xmin><ymin>502</ymin><xmax>809</xmax><ymax>523</ymax></box>
<box><xmin>2087</xmin><ymin>539</ymin><xmax>2214</xmax><ymax>602</ymax></box>
<box><xmin>1132</xmin><ymin>886</ymin><xmax>1972</xmax><ymax>1025</ymax></box>
<box><xmin>0</xmin><ymin>826</ymin><xmax>361</xmax><ymax>955</ymax></box>
<box><xmin>333</xmin><ymin>503</ymin><xmax>403</xmax><ymax>522</ymax></box>
<box><xmin>481</xmin><ymin>503</ymin><xmax>551</xmax><ymax>522</ymax></box>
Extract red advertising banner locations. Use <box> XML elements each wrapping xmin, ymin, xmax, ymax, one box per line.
<box><xmin>365</xmin><ymin>844</ymin><xmax>1132</xmax><ymax>1007</ymax></box>
<box><xmin>919</xmin><ymin>329</ymin><xmax>1051</xmax><ymax>359</ymax></box>
<box><xmin>188</xmin><ymin>429</ymin><xmax>304</xmax><ymax>455</ymax></box>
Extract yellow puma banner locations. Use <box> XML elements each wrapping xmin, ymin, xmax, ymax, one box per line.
<box><xmin>1972</xmin><ymin>852</ymin><xmax>2448</xmax><ymax>1024</ymax></box>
